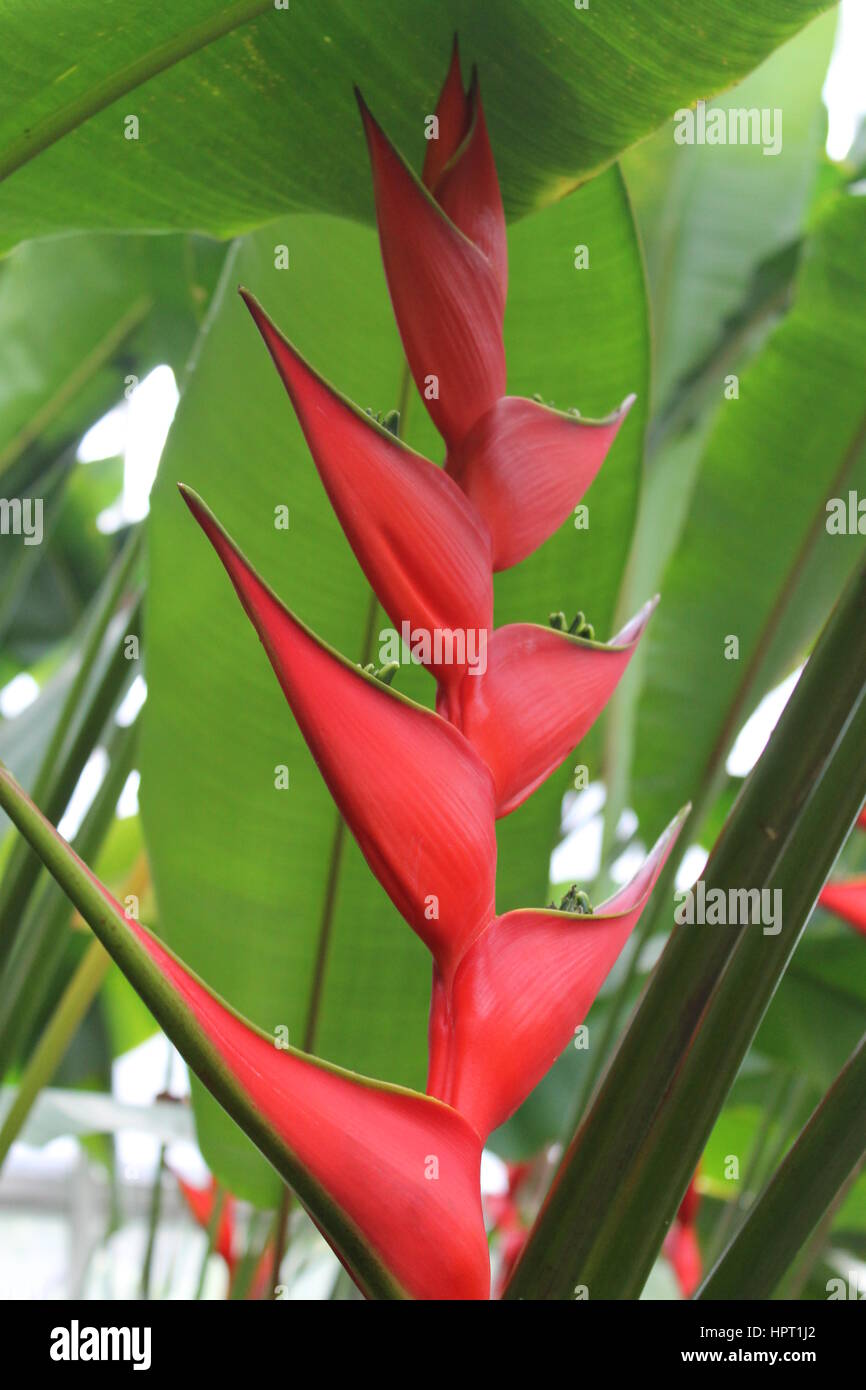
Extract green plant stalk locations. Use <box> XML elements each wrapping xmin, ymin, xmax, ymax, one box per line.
<box><xmin>0</xmin><ymin>761</ymin><xmax>408</xmax><ymax>1300</ymax></box>
<box><xmin>0</xmin><ymin>937</ymin><xmax>110</xmax><ymax>1168</ymax></box>
<box><xmin>0</xmin><ymin>562</ymin><xmax>142</xmax><ymax>978</ymax></box>
<box><xmin>139</xmin><ymin>1041</ymin><xmax>174</xmax><ymax>1299</ymax></box>
<box><xmin>0</xmin><ymin>717</ymin><xmax>139</xmax><ymax>1075</ymax></box>
<box><xmin>140</xmin><ymin>1143</ymin><xmax>167</xmax><ymax>1300</ymax></box>
<box><xmin>699</xmin><ymin>1033</ymin><xmax>866</xmax><ymax>1299</ymax></box>
<box><xmin>507</xmin><ymin>557</ymin><xmax>866</xmax><ymax>1300</ymax></box>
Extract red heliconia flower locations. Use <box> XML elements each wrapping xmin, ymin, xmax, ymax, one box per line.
<box><xmin>175</xmin><ymin>1173</ymin><xmax>237</xmax><ymax>1273</ymax></box>
<box><xmin>859</xmin><ymin>808</ymin><xmax>866</xmax><ymax>829</ymax></box>
<box><xmin>180</xmin><ymin>485</ymin><xmax>497</xmax><ymax>988</ymax></box>
<box><xmin>664</xmin><ymin>1173</ymin><xmax>702</xmax><ymax>1298</ymax></box>
<box><xmin>426</xmin><ymin>809</ymin><xmax>688</xmax><ymax>1140</ymax></box>
<box><xmin>357</xmin><ymin>46</ymin><xmax>633</xmax><ymax>566</ymax></box>
<box><xmin>819</xmin><ymin>879</ymin><xmax>866</xmax><ymax>937</ymax></box>
<box><xmin>0</xmin><ymin>42</ymin><xmax>690</xmax><ymax>1302</ymax></box>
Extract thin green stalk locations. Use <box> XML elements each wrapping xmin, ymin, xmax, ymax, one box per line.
<box><xmin>0</xmin><ymin>530</ymin><xmax>142</xmax><ymax>977</ymax></box>
<box><xmin>0</xmin><ymin>717</ymin><xmax>139</xmax><ymax>1076</ymax></box>
<box><xmin>0</xmin><ymin>938</ymin><xmax>109</xmax><ymax>1167</ymax></box>
<box><xmin>269</xmin><ymin>1188</ymin><xmax>291</xmax><ymax>1297</ymax></box>
<box><xmin>699</xmin><ymin>1034</ymin><xmax>866</xmax><ymax>1299</ymax></box>
<box><xmin>139</xmin><ymin>1042</ymin><xmax>174</xmax><ymax>1299</ymax></box>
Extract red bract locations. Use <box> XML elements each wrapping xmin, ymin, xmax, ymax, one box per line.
<box><xmin>175</xmin><ymin>1174</ymin><xmax>236</xmax><ymax>1273</ymax></box>
<box><xmin>132</xmin><ymin>915</ymin><xmax>490</xmax><ymax>1301</ymax></box>
<box><xmin>487</xmin><ymin>1160</ymin><xmax>533</xmax><ymax>1295</ymax></box>
<box><xmin>446</xmin><ymin>394</ymin><xmax>634</xmax><ymax>570</ymax></box>
<box><xmin>819</xmin><ymin>879</ymin><xmax>866</xmax><ymax>936</ymax></box>
<box><xmin>664</xmin><ymin>1174</ymin><xmax>703</xmax><ymax>1298</ymax></box>
<box><xmin>665</xmin><ymin>1224</ymin><xmax>702</xmax><ymax>1299</ymax></box>
<box><xmin>180</xmin><ymin>486</ymin><xmax>497</xmax><ymax>987</ymax></box>
<box><xmin>426</xmin><ymin>810</ymin><xmax>687</xmax><ymax>1140</ymax></box>
<box><xmin>446</xmin><ymin>598</ymin><xmax>658</xmax><ymax>816</ymax></box>
<box><xmin>240</xmin><ymin>290</ymin><xmax>494</xmax><ymax>696</ymax></box>
<box><xmin>357</xmin><ymin>88</ymin><xmax>505</xmax><ymax>452</ymax></box>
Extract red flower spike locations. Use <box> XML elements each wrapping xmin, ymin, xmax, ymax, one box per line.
<box><xmin>858</xmin><ymin>808</ymin><xmax>866</xmax><ymax>829</ymax></box>
<box><xmin>175</xmin><ymin>1174</ymin><xmax>236</xmax><ymax>1273</ymax></box>
<box><xmin>446</xmin><ymin>393</ymin><xmax>636</xmax><ymax>570</ymax></box>
<box><xmin>179</xmin><ymin>485</ymin><xmax>497</xmax><ymax>983</ymax></box>
<box><xmin>421</xmin><ymin>36</ymin><xmax>470</xmax><ymax>191</ymax></box>
<box><xmin>240</xmin><ymin>289</ymin><xmax>494</xmax><ymax>692</ymax></box>
<box><xmin>432</xmin><ymin>69</ymin><xmax>508</xmax><ymax>303</ymax></box>
<box><xmin>819</xmin><ymin>879</ymin><xmax>866</xmax><ymax>937</ymax></box>
<box><xmin>357</xmin><ymin>89</ymin><xmax>506</xmax><ymax>450</ymax></box>
<box><xmin>447</xmin><ymin>596</ymin><xmax>658</xmax><ymax>817</ymax></box>
<box><xmin>427</xmin><ymin>809</ymin><xmax>688</xmax><ymax>1140</ymax></box>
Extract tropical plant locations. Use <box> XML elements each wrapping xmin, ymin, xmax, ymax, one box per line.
<box><xmin>0</xmin><ymin>2</ymin><xmax>863</xmax><ymax>1305</ymax></box>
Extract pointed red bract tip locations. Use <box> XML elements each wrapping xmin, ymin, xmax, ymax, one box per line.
<box><xmin>428</xmin><ymin>809</ymin><xmax>688</xmax><ymax>1139</ymax></box>
<box><xmin>178</xmin><ymin>485</ymin><xmax>497</xmax><ymax>982</ymax></box>
<box><xmin>421</xmin><ymin>35</ymin><xmax>471</xmax><ymax>191</ymax></box>
<box><xmin>433</xmin><ymin>69</ymin><xmax>507</xmax><ymax>300</ymax></box>
<box><xmin>238</xmin><ymin>291</ymin><xmax>494</xmax><ymax>692</ymax></box>
<box><xmin>446</xmin><ymin>394</ymin><xmax>634</xmax><ymax>570</ymax></box>
<box><xmin>132</xmin><ymin>916</ymin><xmax>491</xmax><ymax>1300</ymax></box>
<box><xmin>357</xmin><ymin>93</ymin><xmax>506</xmax><ymax>450</ymax></box>
<box><xmin>450</xmin><ymin>597</ymin><xmax>657</xmax><ymax>817</ymax></box>
<box><xmin>819</xmin><ymin>878</ymin><xmax>866</xmax><ymax>936</ymax></box>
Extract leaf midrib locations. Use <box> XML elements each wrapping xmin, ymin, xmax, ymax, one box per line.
<box><xmin>0</xmin><ymin>1</ymin><xmax>273</xmax><ymax>184</ymax></box>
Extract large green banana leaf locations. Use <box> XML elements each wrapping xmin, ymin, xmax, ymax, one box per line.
<box><xmin>0</xmin><ymin>0</ymin><xmax>832</xmax><ymax>252</ymax></box>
